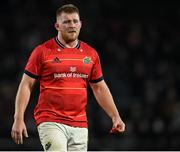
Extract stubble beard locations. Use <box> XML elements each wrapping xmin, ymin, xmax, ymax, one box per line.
<box><xmin>62</xmin><ymin>31</ymin><xmax>80</xmax><ymax>43</ymax></box>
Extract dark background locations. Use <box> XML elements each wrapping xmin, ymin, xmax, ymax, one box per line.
<box><xmin>1</xmin><ymin>0</ymin><xmax>180</xmax><ymax>150</ymax></box>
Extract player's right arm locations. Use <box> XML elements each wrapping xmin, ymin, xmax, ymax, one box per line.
<box><xmin>11</xmin><ymin>73</ymin><xmax>36</xmax><ymax>144</ymax></box>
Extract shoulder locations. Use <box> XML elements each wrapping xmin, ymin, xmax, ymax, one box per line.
<box><xmin>80</xmin><ymin>41</ymin><xmax>99</xmax><ymax>56</ymax></box>
<box><xmin>80</xmin><ymin>41</ymin><xmax>96</xmax><ymax>51</ymax></box>
<box><xmin>42</xmin><ymin>38</ymin><xmax>55</xmax><ymax>48</ymax></box>
<box><xmin>32</xmin><ymin>38</ymin><xmax>55</xmax><ymax>54</ymax></box>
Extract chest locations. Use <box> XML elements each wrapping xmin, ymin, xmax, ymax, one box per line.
<box><xmin>42</xmin><ymin>50</ymin><xmax>94</xmax><ymax>75</ymax></box>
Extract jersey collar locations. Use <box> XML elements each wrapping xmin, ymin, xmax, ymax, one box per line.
<box><xmin>55</xmin><ymin>37</ymin><xmax>80</xmax><ymax>49</ymax></box>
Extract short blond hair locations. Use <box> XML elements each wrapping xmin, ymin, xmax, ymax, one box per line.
<box><xmin>56</xmin><ymin>4</ymin><xmax>80</xmax><ymax>18</ymax></box>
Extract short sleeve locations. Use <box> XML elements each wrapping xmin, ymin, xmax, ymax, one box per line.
<box><xmin>89</xmin><ymin>52</ymin><xmax>103</xmax><ymax>83</ymax></box>
<box><xmin>24</xmin><ymin>46</ymin><xmax>43</xmax><ymax>79</ymax></box>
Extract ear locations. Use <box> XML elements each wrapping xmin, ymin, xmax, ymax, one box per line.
<box><xmin>54</xmin><ymin>22</ymin><xmax>60</xmax><ymax>31</ymax></box>
<box><xmin>79</xmin><ymin>20</ymin><xmax>82</xmax><ymax>29</ymax></box>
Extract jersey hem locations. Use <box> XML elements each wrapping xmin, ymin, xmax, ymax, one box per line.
<box><xmin>36</xmin><ymin>118</ymin><xmax>88</xmax><ymax>128</ymax></box>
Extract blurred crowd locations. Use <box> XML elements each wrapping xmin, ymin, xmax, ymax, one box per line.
<box><xmin>0</xmin><ymin>0</ymin><xmax>180</xmax><ymax>150</ymax></box>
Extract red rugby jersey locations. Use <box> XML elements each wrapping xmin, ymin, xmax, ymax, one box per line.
<box><xmin>25</xmin><ymin>37</ymin><xmax>103</xmax><ymax>128</ymax></box>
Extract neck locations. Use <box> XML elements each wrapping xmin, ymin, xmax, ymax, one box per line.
<box><xmin>57</xmin><ymin>34</ymin><xmax>78</xmax><ymax>48</ymax></box>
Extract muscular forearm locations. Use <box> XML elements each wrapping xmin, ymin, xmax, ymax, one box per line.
<box><xmin>11</xmin><ymin>74</ymin><xmax>35</xmax><ymax>144</ymax></box>
<box><xmin>14</xmin><ymin>82</ymin><xmax>32</xmax><ymax>120</ymax></box>
<box><xmin>14</xmin><ymin>74</ymin><xmax>36</xmax><ymax>120</ymax></box>
<box><xmin>91</xmin><ymin>81</ymin><xmax>121</xmax><ymax>120</ymax></box>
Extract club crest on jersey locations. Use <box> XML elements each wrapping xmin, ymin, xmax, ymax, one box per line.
<box><xmin>83</xmin><ymin>57</ymin><xmax>91</xmax><ymax>64</ymax></box>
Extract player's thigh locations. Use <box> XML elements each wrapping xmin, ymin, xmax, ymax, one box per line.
<box><xmin>68</xmin><ymin>127</ymin><xmax>88</xmax><ymax>151</ymax></box>
<box><xmin>37</xmin><ymin>122</ymin><xmax>68</xmax><ymax>151</ymax></box>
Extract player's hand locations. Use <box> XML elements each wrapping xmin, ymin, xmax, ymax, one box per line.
<box><xmin>11</xmin><ymin>119</ymin><xmax>28</xmax><ymax>144</ymax></box>
<box><xmin>110</xmin><ymin>116</ymin><xmax>125</xmax><ymax>134</ymax></box>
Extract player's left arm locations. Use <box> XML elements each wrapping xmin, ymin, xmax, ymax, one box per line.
<box><xmin>90</xmin><ymin>80</ymin><xmax>125</xmax><ymax>133</ymax></box>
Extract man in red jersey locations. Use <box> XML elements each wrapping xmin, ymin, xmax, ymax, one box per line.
<box><xmin>11</xmin><ymin>4</ymin><xmax>125</xmax><ymax>151</ymax></box>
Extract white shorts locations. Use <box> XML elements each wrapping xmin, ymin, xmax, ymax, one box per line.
<box><xmin>37</xmin><ymin>122</ymin><xmax>88</xmax><ymax>151</ymax></box>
